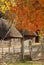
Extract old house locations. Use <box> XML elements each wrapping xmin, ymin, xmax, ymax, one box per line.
<box><xmin>0</xmin><ymin>18</ymin><xmax>43</xmax><ymax>62</ymax></box>
<box><xmin>0</xmin><ymin>18</ymin><xmax>23</xmax><ymax>62</ymax></box>
<box><xmin>22</xmin><ymin>30</ymin><xmax>43</xmax><ymax>61</ymax></box>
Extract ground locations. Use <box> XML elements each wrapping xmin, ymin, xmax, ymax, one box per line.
<box><xmin>0</xmin><ymin>62</ymin><xmax>43</xmax><ymax>65</ymax></box>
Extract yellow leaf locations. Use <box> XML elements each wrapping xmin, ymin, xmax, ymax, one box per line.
<box><xmin>1</xmin><ymin>0</ymin><xmax>5</xmax><ymax>2</ymax></box>
<box><xmin>1</xmin><ymin>5</ymin><xmax>5</xmax><ymax>13</ymax></box>
<box><xmin>12</xmin><ymin>2</ymin><xmax>16</xmax><ymax>7</ymax></box>
<box><xmin>1</xmin><ymin>5</ymin><xmax>5</xmax><ymax>10</ymax></box>
<box><xmin>6</xmin><ymin>6</ymin><xmax>10</xmax><ymax>10</ymax></box>
<box><xmin>5</xmin><ymin>1</ymin><xmax>10</xmax><ymax>6</ymax></box>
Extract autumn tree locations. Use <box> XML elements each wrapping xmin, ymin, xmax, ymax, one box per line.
<box><xmin>0</xmin><ymin>0</ymin><xmax>44</xmax><ymax>35</ymax></box>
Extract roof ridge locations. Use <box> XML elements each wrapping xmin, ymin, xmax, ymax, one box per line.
<box><xmin>3</xmin><ymin>21</ymin><xmax>13</xmax><ymax>40</ymax></box>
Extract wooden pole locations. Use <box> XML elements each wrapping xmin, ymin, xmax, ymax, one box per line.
<box><xmin>29</xmin><ymin>39</ymin><xmax>32</xmax><ymax>61</ymax></box>
<box><xmin>1</xmin><ymin>40</ymin><xmax>3</xmax><ymax>62</ymax></box>
<box><xmin>8</xmin><ymin>39</ymin><xmax>11</xmax><ymax>54</ymax></box>
<box><xmin>21</xmin><ymin>38</ymin><xmax>24</xmax><ymax>61</ymax></box>
<box><xmin>41</xmin><ymin>36</ymin><xmax>44</xmax><ymax>65</ymax></box>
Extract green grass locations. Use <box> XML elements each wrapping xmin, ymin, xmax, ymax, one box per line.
<box><xmin>0</xmin><ymin>62</ymin><xmax>43</xmax><ymax>65</ymax></box>
<box><xmin>7</xmin><ymin>62</ymin><xmax>43</xmax><ymax>65</ymax></box>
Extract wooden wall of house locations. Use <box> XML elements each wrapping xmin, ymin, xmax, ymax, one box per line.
<box><xmin>0</xmin><ymin>38</ymin><xmax>21</xmax><ymax>56</ymax></box>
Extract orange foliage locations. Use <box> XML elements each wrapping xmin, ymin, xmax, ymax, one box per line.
<box><xmin>9</xmin><ymin>0</ymin><xmax>44</xmax><ymax>34</ymax></box>
<box><xmin>10</xmin><ymin>6</ymin><xmax>16</xmax><ymax>13</ymax></box>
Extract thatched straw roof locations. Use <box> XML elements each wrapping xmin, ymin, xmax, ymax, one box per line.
<box><xmin>19</xmin><ymin>30</ymin><xmax>37</xmax><ymax>36</ymax></box>
<box><xmin>9</xmin><ymin>23</ymin><xmax>23</xmax><ymax>38</ymax></box>
<box><xmin>0</xmin><ymin>18</ymin><xmax>22</xmax><ymax>40</ymax></box>
<box><xmin>24</xmin><ymin>30</ymin><xmax>37</xmax><ymax>36</ymax></box>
